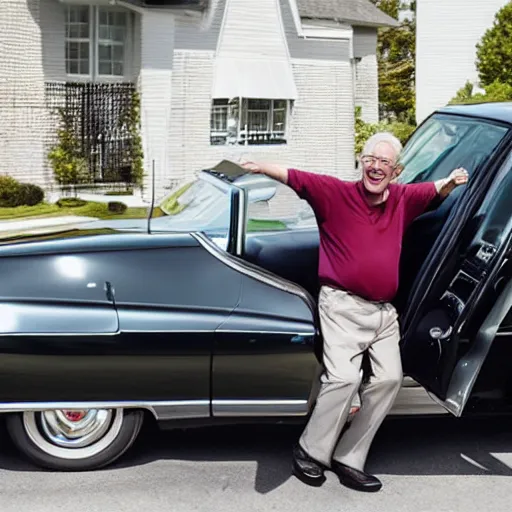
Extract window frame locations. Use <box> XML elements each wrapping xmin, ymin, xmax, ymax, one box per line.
<box><xmin>65</xmin><ymin>5</ymin><xmax>132</xmax><ymax>82</ymax></box>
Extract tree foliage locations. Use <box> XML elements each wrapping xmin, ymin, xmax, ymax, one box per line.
<box><xmin>370</xmin><ymin>1</ymin><xmax>416</xmax><ymax>123</ymax></box>
<box><xmin>449</xmin><ymin>80</ymin><xmax>512</xmax><ymax>105</ymax></box>
<box><xmin>354</xmin><ymin>107</ymin><xmax>415</xmax><ymax>157</ymax></box>
<box><xmin>476</xmin><ymin>3</ymin><xmax>512</xmax><ymax>87</ymax></box>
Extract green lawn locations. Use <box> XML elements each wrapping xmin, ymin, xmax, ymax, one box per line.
<box><xmin>0</xmin><ymin>201</ymin><xmax>164</xmax><ymax>221</ymax></box>
<box><xmin>246</xmin><ymin>219</ymin><xmax>287</xmax><ymax>231</ymax></box>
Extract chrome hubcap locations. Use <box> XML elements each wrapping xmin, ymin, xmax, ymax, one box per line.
<box><xmin>39</xmin><ymin>409</ymin><xmax>113</xmax><ymax>448</ymax></box>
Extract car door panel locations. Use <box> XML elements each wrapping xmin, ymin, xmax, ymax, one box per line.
<box><xmin>401</xmin><ymin>149</ymin><xmax>512</xmax><ymax>415</ymax></box>
<box><xmin>212</xmin><ymin>271</ymin><xmax>318</xmax><ymax>415</ymax></box>
<box><xmin>0</xmin><ymin>250</ymin><xmax>120</xmax><ymax>403</ymax></box>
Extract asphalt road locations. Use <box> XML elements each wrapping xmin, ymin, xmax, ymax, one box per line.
<box><xmin>1</xmin><ymin>415</ymin><xmax>512</xmax><ymax>512</ymax></box>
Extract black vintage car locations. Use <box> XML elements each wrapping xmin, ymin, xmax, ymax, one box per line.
<box><xmin>1</xmin><ymin>102</ymin><xmax>512</xmax><ymax>471</ymax></box>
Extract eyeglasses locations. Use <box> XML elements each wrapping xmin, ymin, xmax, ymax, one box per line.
<box><xmin>361</xmin><ymin>155</ymin><xmax>396</xmax><ymax>168</ymax></box>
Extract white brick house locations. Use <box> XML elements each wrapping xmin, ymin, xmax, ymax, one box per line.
<box><xmin>416</xmin><ymin>0</ymin><xmax>510</xmax><ymax>124</ymax></box>
<box><xmin>0</xmin><ymin>0</ymin><xmax>395</xmax><ymax>201</ymax></box>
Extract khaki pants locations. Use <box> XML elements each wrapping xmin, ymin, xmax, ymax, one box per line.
<box><xmin>300</xmin><ymin>285</ymin><xmax>402</xmax><ymax>470</ymax></box>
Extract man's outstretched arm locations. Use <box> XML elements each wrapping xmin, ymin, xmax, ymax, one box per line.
<box><xmin>240</xmin><ymin>161</ymin><xmax>289</xmax><ymax>183</ymax></box>
<box><xmin>435</xmin><ymin>167</ymin><xmax>469</xmax><ymax>200</ymax></box>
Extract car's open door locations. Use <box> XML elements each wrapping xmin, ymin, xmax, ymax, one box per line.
<box><xmin>400</xmin><ymin>150</ymin><xmax>512</xmax><ymax>416</ymax></box>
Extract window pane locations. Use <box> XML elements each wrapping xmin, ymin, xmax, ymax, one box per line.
<box><xmin>273</xmin><ymin>100</ymin><xmax>287</xmax><ymax>110</ymax></box>
<box><xmin>80</xmin><ymin>23</ymin><xmax>89</xmax><ymax>38</ymax></box>
<box><xmin>79</xmin><ymin>42</ymin><xmax>89</xmax><ymax>59</ymax></box>
<box><xmin>68</xmin><ymin>7</ymin><xmax>76</xmax><ymax>23</ymax></box>
<box><xmin>99</xmin><ymin>61</ymin><xmax>112</xmax><ymax>75</ymax></box>
<box><xmin>68</xmin><ymin>24</ymin><xmax>79</xmax><ymax>39</ymax></box>
<box><xmin>68</xmin><ymin>42</ymin><xmax>78</xmax><ymax>59</ymax></box>
<box><xmin>67</xmin><ymin>60</ymin><xmax>78</xmax><ymax>75</ymax></box>
<box><xmin>99</xmin><ymin>25</ymin><xmax>109</xmax><ymax>40</ymax></box>
<box><xmin>99</xmin><ymin>10</ymin><xmax>108</xmax><ymax>25</ymax></box>
<box><xmin>248</xmin><ymin>99</ymin><xmax>270</xmax><ymax>110</ymax></box>
<box><xmin>247</xmin><ymin>111</ymin><xmax>269</xmax><ymax>132</ymax></box>
<box><xmin>79</xmin><ymin>6</ymin><xmax>89</xmax><ymax>23</ymax></box>
<box><xmin>113</xmin><ymin>62</ymin><xmax>123</xmax><ymax>76</ymax></box>
<box><xmin>80</xmin><ymin>60</ymin><xmax>89</xmax><ymax>75</ymax></box>
<box><xmin>113</xmin><ymin>45</ymin><xmax>124</xmax><ymax>61</ymax></box>
<box><xmin>98</xmin><ymin>44</ymin><xmax>112</xmax><ymax>60</ymax></box>
<box><xmin>273</xmin><ymin>109</ymin><xmax>286</xmax><ymax>132</ymax></box>
<box><xmin>112</xmin><ymin>27</ymin><xmax>125</xmax><ymax>42</ymax></box>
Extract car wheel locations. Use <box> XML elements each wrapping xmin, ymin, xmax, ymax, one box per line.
<box><xmin>6</xmin><ymin>408</ymin><xmax>144</xmax><ymax>471</ymax></box>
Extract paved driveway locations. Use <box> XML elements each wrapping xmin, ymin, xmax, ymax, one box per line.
<box><xmin>1</xmin><ymin>416</ymin><xmax>511</xmax><ymax>512</ymax></box>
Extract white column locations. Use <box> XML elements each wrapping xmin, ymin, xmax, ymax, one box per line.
<box><xmin>139</xmin><ymin>9</ymin><xmax>175</xmax><ymax>202</ymax></box>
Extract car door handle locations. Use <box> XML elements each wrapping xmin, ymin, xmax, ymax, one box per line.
<box><xmin>429</xmin><ymin>325</ymin><xmax>453</xmax><ymax>340</ymax></box>
<box><xmin>104</xmin><ymin>281</ymin><xmax>115</xmax><ymax>302</ymax></box>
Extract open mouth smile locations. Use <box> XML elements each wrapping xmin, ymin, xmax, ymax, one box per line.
<box><xmin>366</xmin><ymin>170</ymin><xmax>385</xmax><ymax>185</ymax></box>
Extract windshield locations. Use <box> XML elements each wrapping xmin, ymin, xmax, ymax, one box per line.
<box><xmin>155</xmin><ymin>175</ymin><xmax>232</xmax><ymax>248</ymax></box>
<box><xmin>397</xmin><ymin>114</ymin><xmax>509</xmax><ymax>184</ymax></box>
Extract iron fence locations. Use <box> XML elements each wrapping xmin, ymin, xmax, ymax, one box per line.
<box><xmin>45</xmin><ymin>81</ymin><xmax>141</xmax><ymax>186</ymax></box>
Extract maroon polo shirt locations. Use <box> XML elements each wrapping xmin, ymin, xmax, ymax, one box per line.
<box><xmin>287</xmin><ymin>168</ymin><xmax>438</xmax><ymax>303</ymax></box>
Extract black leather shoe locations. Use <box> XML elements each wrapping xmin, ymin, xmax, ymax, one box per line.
<box><xmin>331</xmin><ymin>460</ymin><xmax>382</xmax><ymax>492</ymax></box>
<box><xmin>292</xmin><ymin>444</ymin><xmax>327</xmax><ymax>487</ymax></box>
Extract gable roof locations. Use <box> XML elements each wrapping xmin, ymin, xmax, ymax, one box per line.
<box><xmin>296</xmin><ymin>0</ymin><xmax>398</xmax><ymax>27</ymax></box>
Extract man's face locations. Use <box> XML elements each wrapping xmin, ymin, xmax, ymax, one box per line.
<box><xmin>361</xmin><ymin>142</ymin><xmax>399</xmax><ymax>195</ymax></box>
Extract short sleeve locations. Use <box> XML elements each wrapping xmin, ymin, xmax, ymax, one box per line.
<box><xmin>287</xmin><ymin>168</ymin><xmax>339</xmax><ymax>222</ymax></box>
<box><xmin>403</xmin><ymin>182</ymin><xmax>439</xmax><ymax>227</ymax></box>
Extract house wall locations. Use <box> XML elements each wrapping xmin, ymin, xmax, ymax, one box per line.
<box><xmin>353</xmin><ymin>27</ymin><xmax>379</xmax><ymax>124</ymax></box>
<box><xmin>0</xmin><ymin>0</ymin><xmax>49</xmax><ymax>186</ymax></box>
<box><xmin>416</xmin><ymin>0</ymin><xmax>509</xmax><ymax>124</ymax></box>
<box><xmin>139</xmin><ymin>9</ymin><xmax>176</xmax><ymax>197</ymax></box>
<box><xmin>160</xmin><ymin>0</ymin><xmax>357</xmax><ymax>201</ymax></box>
<box><xmin>0</xmin><ymin>0</ymin><xmax>144</xmax><ymax>191</ymax></box>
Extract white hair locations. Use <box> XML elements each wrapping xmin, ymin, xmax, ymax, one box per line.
<box><xmin>361</xmin><ymin>132</ymin><xmax>403</xmax><ymax>161</ymax></box>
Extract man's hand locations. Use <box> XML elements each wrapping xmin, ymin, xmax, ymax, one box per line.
<box><xmin>240</xmin><ymin>160</ymin><xmax>289</xmax><ymax>184</ymax></box>
<box><xmin>435</xmin><ymin>167</ymin><xmax>469</xmax><ymax>200</ymax></box>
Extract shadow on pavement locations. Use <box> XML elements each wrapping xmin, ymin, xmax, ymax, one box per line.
<box><xmin>1</xmin><ymin>416</ymin><xmax>512</xmax><ymax>494</ymax></box>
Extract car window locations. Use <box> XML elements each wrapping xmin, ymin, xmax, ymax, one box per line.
<box><xmin>471</xmin><ymin>151</ymin><xmax>512</xmax><ymax>249</ymax></box>
<box><xmin>397</xmin><ymin>114</ymin><xmax>509</xmax><ymax>185</ymax></box>
<box><xmin>242</xmin><ymin>180</ymin><xmax>317</xmax><ymax>233</ymax></box>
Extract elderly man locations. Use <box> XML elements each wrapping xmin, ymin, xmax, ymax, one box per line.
<box><xmin>241</xmin><ymin>132</ymin><xmax>468</xmax><ymax>493</ymax></box>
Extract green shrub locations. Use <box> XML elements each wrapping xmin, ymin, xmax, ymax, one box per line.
<box><xmin>107</xmin><ymin>201</ymin><xmax>127</xmax><ymax>214</ymax></box>
<box><xmin>16</xmin><ymin>183</ymin><xmax>44</xmax><ymax>206</ymax></box>
<box><xmin>0</xmin><ymin>176</ymin><xmax>45</xmax><ymax>207</ymax></box>
<box><xmin>56</xmin><ymin>197</ymin><xmax>87</xmax><ymax>208</ymax></box>
<box><xmin>0</xmin><ymin>175</ymin><xmax>22</xmax><ymax>207</ymax></box>
<box><xmin>105</xmin><ymin>189</ymin><xmax>133</xmax><ymax>196</ymax></box>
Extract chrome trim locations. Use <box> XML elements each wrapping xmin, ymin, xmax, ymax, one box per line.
<box><xmin>212</xmin><ymin>399</ymin><xmax>309</xmax><ymax>417</ymax></box>
<box><xmin>0</xmin><ymin>332</ymin><xmax>119</xmax><ymax>337</ymax></box>
<box><xmin>39</xmin><ymin>409</ymin><xmax>113</xmax><ymax>448</ymax></box>
<box><xmin>236</xmin><ymin>186</ymin><xmax>246</xmax><ymax>257</ymax></box>
<box><xmin>215</xmin><ymin>330</ymin><xmax>315</xmax><ymax>336</ymax></box>
<box><xmin>0</xmin><ymin>400</ymin><xmax>210</xmax><ymax>421</ymax></box>
<box><xmin>191</xmin><ymin>232</ymin><xmax>316</xmax><ymax>315</ymax></box>
<box><xmin>0</xmin><ymin>399</ymin><xmax>311</xmax><ymax>419</ymax></box>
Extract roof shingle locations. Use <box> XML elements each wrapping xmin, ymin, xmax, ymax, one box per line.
<box><xmin>296</xmin><ymin>0</ymin><xmax>398</xmax><ymax>27</ymax></box>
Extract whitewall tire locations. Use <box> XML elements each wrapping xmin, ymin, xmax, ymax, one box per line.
<box><xmin>6</xmin><ymin>408</ymin><xmax>144</xmax><ymax>471</ymax></box>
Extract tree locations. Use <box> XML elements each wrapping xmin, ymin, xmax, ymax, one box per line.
<box><xmin>370</xmin><ymin>1</ymin><xmax>416</xmax><ymax>123</ymax></box>
<box><xmin>476</xmin><ymin>3</ymin><xmax>512</xmax><ymax>87</ymax></box>
<box><xmin>449</xmin><ymin>80</ymin><xmax>512</xmax><ymax>105</ymax></box>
